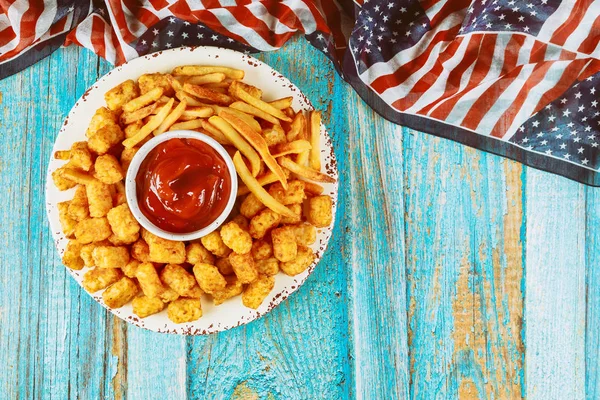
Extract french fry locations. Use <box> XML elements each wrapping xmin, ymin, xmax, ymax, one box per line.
<box><xmin>283</xmin><ymin>107</ymin><xmax>295</xmax><ymax>119</ymax></box>
<box><xmin>278</xmin><ymin>156</ymin><xmax>335</xmax><ymax>183</ymax></box>
<box><xmin>185</xmin><ymin>72</ymin><xmax>226</xmax><ymax>85</ymax></box>
<box><xmin>268</xmin><ymin>97</ymin><xmax>293</xmax><ymax>109</ymax></box>
<box><xmin>166</xmin><ymin>74</ymin><xmax>184</xmax><ymax>92</ymax></box>
<box><xmin>62</xmin><ymin>169</ymin><xmax>96</xmax><ymax>185</ymax></box>
<box><xmin>172</xmin><ymin>65</ymin><xmax>244</xmax><ymax>80</ymax></box>
<box><xmin>169</xmin><ymin>118</ymin><xmax>204</xmax><ymax>131</ymax></box>
<box><xmin>221</xmin><ymin>107</ymin><xmax>261</xmax><ymax>131</ymax></box>
<box><xmin>122</xmin><ymin>87</ymin><xmax>164</xmax><ymax>113</ymax></box>
<box><xmin>220</xmin><ymin>110</ymin><xmax>288</xmax><ymax>189</ymax></box>
<box><xmin>123</xmin><ymin>98</ymin><xmax>174</xmax><ymax>148</ymax></box>
<box><xmin>209</xmin><ymin>116</ymin><xmax>261</xmax><ymax>176</ymax></box>
<box><xmin>154</xmin><ymin>99</ymin><xmax>187</xmax><ymax>135</ymax></box>
<box><xmin>236</xmin><ymin>82</ymin><xmax>262</xmax><ymax>99</ymax></box>
<box><xmin>230</xmin><ymin>101</ymin><xmax>279</xmax><ymax>125</ymax></box>
<box><xmin>233</xmin><ymin>152</ymin><xmax>296</xmax><ymax>218</ymax></box>
<box><xmin>183</xmin><ymin>83</ymin><xmax>232</xmax><ymax>105</ymax></box>
<box><xmin>301</xmin><ymin>180</ymin><xmax>325</xmax><ymax>195</ymax></box>
<box><xmin>120</xmin><ymin>102</ymin><xmax>158</xmax><ymax>125</ymax></box>
<box><xmin>229</xmin><ymin>81</ymin><xmax>291</xmax><ymax>122</ymax></box>
<box><xmin>286</xmin><ymin>112</ymin><xmax>305</xmax><ymax>141</ymax></box>
<box><xmin>237</xmin><ymin>172</ymin><xmax>279</xmax><ymax>196</ymax></box>
<box><xmin>200</xmin><ymin>120</ymin><xmax>232</xmax><ymax>145</ymax></box>
<box><xmin>176</xmin><ymin>90</ymin><xmax>204</xmax><ymax>107</ymax></box>
<box><xmin>271</xmin><ymin>140</ymin><xmax>312</xmax><ymax>158</ymax></box>
<box><xmin>309</xmin><ymin>111</ymin><xmax>321</xmax><ymax>170</ymax></box>
<box><xmin>205</xmin><ymin>81</ymin><xmax>231</xmax><ymax>89</ymax></box>
<box><xmin>180</xmin><ymin>106</ymin><xmax>213</xmax><ymax>120</ymax></box>
<box><xmin>54</xmin><ymin>150</ymin><xmax>70</xmax><ymax>160</ymax></box>
<box><xmin>296</xmin><ymin>113</ymin><xmax>309</xmax><ymax>165</ymax></box>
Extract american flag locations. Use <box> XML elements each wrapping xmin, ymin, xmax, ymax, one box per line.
<box><xmin>1</xmin><ymin>0</ymin><xmax>599</xmax><ymax>185</ymax></box>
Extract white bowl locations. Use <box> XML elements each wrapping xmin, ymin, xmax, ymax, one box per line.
<box><xmin>125</xmin><ymin>130</ymin><xmax>238</xmax><ymax>242</ymax></box>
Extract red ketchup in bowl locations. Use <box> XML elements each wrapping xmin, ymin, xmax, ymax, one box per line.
<box><xmin>135</xmin><ymin>138</ymin><xmax>232</xmax><ymax>234</ymax></box>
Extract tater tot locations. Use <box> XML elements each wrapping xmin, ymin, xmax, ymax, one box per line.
<box><xmin>280</xmin><ymin>246</ymin><xmax>315</xmax><ymax>276</ymax></box>
<box><xmin>107</xmin><ymin>204</ymin><xmax>140</xmax><ymax>240</ymax></box>
<box><xmin>131</xmin><ymin>238</ymin><xmax>150</xmax><ymax>262</ymax></box>
<box><xmin>58</xmin><ymin>202</ymin><xmax>77</xmax><ymax>238</ymax></box>
<box><xmin>86</xmin><ymin>180</ymin><xmax>113</xmax><ymax>218</ymax></box>
<box><xmin>249</xmin><ymin>209</ymin><xmax>281</xmax><ymax>239</ymax></box>
<box><xmin>184</xmin><ymin>285</ymin><xmax>204</xmax><ymax>299</ymax></box>
<box><xmin>255</xmin><ymin>258</ymin><xmax>280</xmax><ymax>276</ymax></box>
<box><xmin>86</xmin><ymin>107</ymin><xmax>117</xmax><ymax>138</ymax></box>
<box><xmin>268</xmin><ymin>180</ymin><xmax>306</xmax><ymax>205</ymax></box>
<box><xmin>160</xmin><ymin>264</ymin><xmax>198</xmax><ymax>296</ymax></box>
<box><xmin>132</xmin><ymin>295</ymin><xmax>166</xmax><ymax>318</ymax></box>
<box><xmin>159</xmin><ymin>288</ymin><xmax>180</xmax><ymax>303</ymax></box>
<box><xmin>192</xmin><ymin>263</ymin><xmax>227</xmax><ymax>294</ymax></box>
<box><xmin>88</xmin><ymin>123</ymin><xmax>124</xmax><ymax>155</ymax></box>
<box><xmin>74</xmin><ymin>217</ymin><xmax>112</xmax><ymax>244</ymax></box>
<box><xmin>291</xmin><ymin>223</ymin><xmax>317</xmax><ymax>246</ymax></box>
<box><xmin>229</xmin><ymin>252</ymin><xmax>258</xmax><ymax>284</ymax></box>
<box><xmin>103</xmin><ymin>277</ymin><xmax>139</xmax><ymax>308</ymax></box>
<box><xmin>251</xmin><ymin>239</ymin><xmax>273</xmax><ymax>260</ymax></box>
<box><xmin>142</xmin><ymin>230</ymin><xmax>186</xmax><ymax>264</ymax></box>
<box><xmin>52</xmin><ymin>168</ymin><xmax>77</xmax><ymax>191</ymax></box>
<box><xmin>135</xmin><ymin>262</ymin><xmax>166</xmax><ymax>298</ymax></box>
<box><xmin>200</xmin><ymin>231</ymin><xmax>231</xmax><ymax>257</ymax></box>
<box><xmin>94</xmin><ymin>154</ymin><xmax>124</xmax><ymax>184</ymax></box>
<box><xmin>124</xmin><ymin>120</ymin><xmax>143</xmax><ymax>138</ymax></box>
<box><xmin>62</xmin><ymin>240</ymin><xmax>84</xmax><ymax>270</ymax></box>
<box><xmin>220</xmin><ymin>221</ymin><xmax>252</xmax><ymax>254</ymax></box>
<box><xmin>271</xmin><ymin>226</ymin><xmax>297</xmax><ymax>262</ymax></box>
<box><xmin>68</xmin><ymin>185</ymin><xmax>90</xmax><ymax>221</ymax></box>
<box><xmin>240</xmin><ymin>193</ymin><xmax>265</xmax><ymax>219</ymax></box>
<box><xmin>69</xmin><ymin>142</ymin><xmax>93</xmax><ymax>171</ymax></box>
<box><xmin>242</xmin><ymin>274</ymin><xmax>275</xmax><ymax>309</ymax></box>
<box><xmin>92</xmin><ymin>245</ymin><xmax>129</xmax><ymax>268</ymax></box>
<box><xmin>231</xmin><ymin>214</ymin><xmax>249</xmax><ymax>231</ymax></box>
<box><xmin>120</xmin><ymin>147</ymin><xmax>138</xmax><ymax>172</ymax></box>
<box><xmin>138</xmin><ymin>73</ymin><xmax>174</xmax><ymax>96</ymax></box>
<box><xmin>108</xmin><ymin>231</ymin><xmax>139</xmax><ymax>246</ymax></box>
<box><xmin>186</xmin><ymin>242</ymin><xmax>215</xmax><ymax>265</ymax></box>
<box><xmin>215</xmin><ymin>257</ymin><xmax>234</xmax><ymax>276</ymax></box>
<box><xmin>212</xmin><ymin>276</ymin><xmax>244</xmax><ymax>305</ymax></box>
<box><xmin>280</xmin><ymin>203</ymin><xmax>302</xmax><ymax>224</ymax></box>
<box><xmin>105</xmin><ymin>79</ymin><xmax>139</xmax><ymax>111</ymax></box>
<box><xmin>122</xmin><ymin>259</ymin><xmax>140</xmax><ymax>278</ymax></box>
<box><xmin>167</xmin><ymin>298</ymin><xmax>202</xmax><ymax>323</ymax></box>
<box><xmin>82</xmin><ymin>267</ymin><xmax>123</xmax><ymax>293</ymax></box>
<box><xmin>307</xmin><ymin>195</ymin><xmax>333</xmax><ymax>228</ymax></box>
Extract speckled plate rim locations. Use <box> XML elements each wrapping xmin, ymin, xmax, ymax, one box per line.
<box><xmin>45</xmin><ymin>46</ymin><xmax>338</xmax><ymax>335</ymax></box>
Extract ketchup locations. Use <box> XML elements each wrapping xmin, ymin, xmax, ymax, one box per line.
<box><xmin>136</xmin><ymin>138</ymin><xmax>231</xmax><ymax>233</ymax></box>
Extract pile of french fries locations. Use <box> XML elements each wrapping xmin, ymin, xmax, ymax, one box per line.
<box><xmin>51</xmin><ymin>65</ymin><xmax>335</xmax><ymax>324</ymax></box>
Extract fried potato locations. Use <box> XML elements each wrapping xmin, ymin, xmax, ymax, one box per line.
<box><xmin>251</xmin><ymin>239</ymin><xmax>273</xmax><ymax>260</ymax></box>
<box><xmin>86</xmin><ymin>180</ymin><xmax>113</xmax><ymax>218</ymax></box>
<box><xmin>185</xmin><ymin>72</ymin><xmax>226</xmax><ymax>85</ymax></box>
<box><xmin>88</xmin><ymin>123</ymin><xmax>124</xmax><ymax>155</ymax></box>
<box><xmin>136</xmin><ymin>262</ymin><xmax>166</xmax><ymax>298</ymax></box>
<box><xmin>160</xmin><ymin>264</ymin><xmax>199</xmax><ymax>296</ymax></box>
<box><xmin>82</xmin><ymin>267</ymin><xmax>123</xmax><ymax>293</ymax></box>
<box><xmin>167</xmin><ymin>298</ymin><xmax>202</xmax><ymax>323</ymax></box>
<box><xmin>229</xmin><ymin>252</ymin><xmax>258</xmax><ymax>284</ymax></box>
<box><xmin>120</xmin><ymin>147</ymin><xmax>138</xmax><ymax>172</ymax></box>
<box><xmin>268</xmin><ymin>97</ymin><xmax>293</xmax><ymax>110</ymax></box>
<box><xmin>68</xmin><ymin>142</ymin><xmax>93</xmax><ymax>171</ymax></box>
<box><xmin>123</xmin><ymin>120</ymin><xmax>144</xmax><ymax>139</ymax></box>
<box><xmin>307</xmin><ymin>195</ymin><xmax>333</xmax><ymax>228</ymax></box>
<box><xmin>242</xmin><ymin>274</ymin><xmax>275</xmax><ymax>309</ymax></box>
<box><xmin>173</xmin><ymin>65</ymin><xmax>244</xmax><ymax>80</ymax></box>
<box><xmin>154</xmin><ymin>99</ymin><xmax>187</xmax><ymax>136</ymax></box>
<box><xmin>60</xmin><ymin>168</ymin><xmax>96</xmax><ymax>185</ymax></box>
<box><xmin>186</xmin><ymin>242</ymin><xmax>215</xmax><ymax>265</ymax></box>
<box><xmin>219</xmin><ymin>107</ymin><xmax>261</xmax><ymax>131</ymax></box>
<box><xmin>62</xmin><ymin>240</ymin><xmax>84</xmax><ymax>270</ymax></box>
<box><xmin>230</xmin><ymin>101</ymin><xmax>279</xmax><ymax>125</ymax></box>
<box><xmin>165</xmin><ymin>74</ymin><xmax>184</xmax><ymax>92</ymax></box>
<box><xmin>200</xmin><ymin>230</ymin><xmax>231</xmax><ymax>258</ymax></box>
<box><xmin>271</xmin><ymin>226</ymin><xmax>297</xmax><ymax>262</ymax></box>
<box><xmin>220</xmin><ymin>221</ymin><xmax>252</xmax><ymax>254</ymax></box>
<box><xmin>237</xmin><ymin>172</ymin><xmax>280</xmax><ymax>197</ymax></box>
<box><xmin>58</xmin><ymin>202</ymin><xmax>77</xmax><ymax>238</ymax></box>
<box><xmin>199</xmin><ymin>120</ymin><xmax>231</xmax><ymax>145</ymax></box>
<box><xmin>122</xmin><ymin>87</ymin><xmax>164</xmax><ymax>113</ymax></box>
<box><xmin>272</xmin><ymin>140</ymin><xmax>311</xmax><ymax>158</ymax></box>
<box><xmin>103</xmin><ymin>277</ymin><xmax>139</xmax><ymax>308</ymax></box>
<box><xmin>74</xmin><ymin>217</ymin><xmax>112</xmax><ymax>244</ymax></box>
<box><xmin>131</xmin><ymin>238</ymin><xmax>150</xmax><ymax>262</ymax></box>
<box><xmin>52</xmin><ymin>168</ymin><xmax>77</xmax><ymax>191</ymax></box>
<box><xmin>263</xmin><ymin>125</ymin><xmax>287</xmax><ymax>147</ymax></box>
<box><xmin>138</xmin><ymin>73</ymin><xmax>174</xmax><ymax>96</ymax></box>
<box><xmin>209</xmin><ymin>117</ymin><xmax>261</xmax><ymax>177</ymax></box>
<box><xmin>183</xmin><ymin>83</ymin><xmax>232</xmax><ymax>105</ymax></box>
<box><xmin>291</xmin><ymin>223</ymin><xmax>317</xmax><ymax>246</ymax></box>
<box><xmin>193</xmin><ymin>263</ymin><xmax>227</xmax><ymax>294</ymax></box>
<box><xmin>255</xmin><ymin>258</ymin><xmax>279</xmax><ymax>276</ymax></box>
<box><xmin>309</xmin><ymin>111</ymin><xmax>322</xmax><ymax>170</ymax></box>
<box><xmin>180</xmin><ymin>106</ymin><xmax>213</xmax><ymax>120</ymax></box>
<box><xmin>280</xmin><ymin>203</ymin><xmax>302</xmax><ymax>224</ymax></box>
<box><xmin>159</xmin><ymin>288</ymin><xmax>180</xmax><ymax>303</ymax></box>
<box><xmin>268</xmin><ymin>180</ymin><xmax>306</xmax><ymax>205</ymax></box>
<box><xmin>108</xmin><ymin>231</ymin><xmax>139</xmax><ymax>246</ymax></box>
<box><xmin>175</xmin><ymin>90</ymin><xmax>205</xmax><ymax>107</ymax></box>
<box><xmin>92</xmin><ymin>245</ymin><xmax>129</xmax><ymax>268</ymax></box>
<box><xmin>123</xmin><ymin>98</ymin><xmax>174</xmax><ymax>148</ymax></box>
<box><xmin>67</xmin><ymin>186</ymin><xmax>89</xmax><ymax>221</ymax></box>
<box><xmin>301</xmin><ymin>181</ymin><xmax>324</xmax><ymax>196</ymax></box>
<box><xmin>215</xmin><ymin>257</ymin><xmax>234</xmax><ymax>276</ymax></box>
<box><xmin>286</xmin><ymin>113</ymin><xmax>305</xmax><ymax>142</ymax></box>
<box><xmin>212</xmin><ymin>276</ymin><xmax>244</xmax><ymax>305</ymax></box>
<box><xmin>278</xmin><ymin>156</ymin><xmax>335</xmax><ymax>183</ymax></box>
<box><xmin>249</xmin><ymin>209</ymin><xmax>281</xmax><ymax>239</ymax></box>
<box><xmin>132</xmin><ymin>295</ymin><xmax>166</xmax><ymax>318</ymax></box>
<box><xmin>140</xmin><ymin>230</ymin><xmax>186</xmax><ymax>264</ymax></box>
<box><xmin>230</xmin><ymin>214</ymin><xmax>249</xmax><ymax>231</ymax></box>
<box><xmin>107</xmin><ymin>204</ymin><xmax>140</xmax><ymax>243</ymax></box>
<box><xmin>105</xmin><ymin>80</ymin><xmax>140</xmax><ymax>112</ymax></box>
<box><xmin>280</xmin><ymin>246</ymin><xmax>315</xmax><ymax>276</ymax></box>
<box><xmin>80</xmin><ymin>243</ymin><xmax>95</xmax><ymax>267</ymax></box>
<box><xmin>229</xmin><ymin>81</ymin><xmax>291</xmax><ymax>122</ymax></box>
<box><xmin>94</xmin><ymin>154</ymin><xmax>124</xmax><ymax>184</ymax></box>
<box><xmin>122</xmin><ymin>259</ymin><xmax>140</xmax><ymax>278</ymax></box>
<box><xmin>169</xmin><ymin>118</ymin><xmax>203</xmax><ymax>132</ymax></box>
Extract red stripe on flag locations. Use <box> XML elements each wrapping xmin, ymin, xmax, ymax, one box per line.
<box><xmin>227</xmin><ymin>6</ymin><xmax>295</xmax><ymax>47</ymax></box>
<box><xmin>106</xmin><ymin>0</ymin><xmax>137</xmax><ymax>42</ymax></box>
<box><xmin>392</xmin><ymin>37</ymin><xmax>463</xmax><ymax>111</ymax></box>
<box><xmin>201</xmin><ymin>0</ymin><xmax>222</xmax><ymax>9</ymax></box>
<box><xmin>49</xmin><ymin>15</ymin><xmax>68</xmax><ymax>36</ymax></box>
<box><xmin>90</xmin><ymin>15</ymin><xmax>107</xmax><ymax>59</ymax></box>
<box><xmin>137</xmin><ymin>7</ymin><xmax>161</xmax><ymax>29</ymax></box>
<box><xmin>0</xmin><ymin>26</ymin><xmax>16</xmax><ymax>48</ymax></box>
<box><xmin>575</xmin><ymin>58</ymin><xmax>600</xmax><ymax>82</ymax></box>
<box><xmin>148</xmin><ymin>0</ymin><xmax>170</xmax><ymax>10</ymax></box>
<box><xmin>529</xmin><ymin>40</ymin><xmax>547</xmax><ymax>63</ymax></box>
<box><xmin>319</xmin><ymin>0</ymin><xmax>346</xmax><ymax>45</ymax></box>
<box><xmin>420</xmin><ymin>0</ymin><xmax>445</xmax><ymax>12</ymax></box>
<box><xmin>429</xmin><ymin>0</ymin><xmax>470</xmax><ymax>27</ymax></box>
<box><xmin>531</xmin><ymin>59</ymin><xmax>589</xmax><ymax>115</ymax></box>
<box><xmin>578</xmin><ymin>13</ymin><xmax>600</xmax><ymax>54</ymax></box>
<box><xmin>549</xmin><ymin>0</ymin><xmax>594</xmax><ymax>46</ymax></box>
<box><xmin>0</xmin><ymin>2</ymin><xmax>44</xmax><ymax>62</ymax></box>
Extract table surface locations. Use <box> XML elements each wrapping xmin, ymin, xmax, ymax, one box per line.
<box><xmin>1</xmin><ymin>37</ymin><xmax>599</xmax><ymax>400</ymax></box>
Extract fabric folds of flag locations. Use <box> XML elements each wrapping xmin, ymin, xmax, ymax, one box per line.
<box><xmin>1</xmin><ymin>0</ymin><xmax>600</xmax><ymax>185</ymax></box>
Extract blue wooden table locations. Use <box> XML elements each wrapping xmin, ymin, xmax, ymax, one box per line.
<box><xmin>1</xmin><ymin>37</ymin><xmax>599</xmax><ymax>399</ymax></box>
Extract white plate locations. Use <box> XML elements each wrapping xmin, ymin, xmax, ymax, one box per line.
<box><xmin>45</xmin><ymin>47</ymin><xmax>338</xmax><ymax>335</ymax></box>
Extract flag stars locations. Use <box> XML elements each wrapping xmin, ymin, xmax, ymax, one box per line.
<box><xmin>374</xmin><ymin>5</ymin><xmax>380</xmax><ymax>11</ymax></box>
<box><xmin>579</xmin><ymin>105</ymin><xmax>585</xmax><ymax>112</ymax></box>
<box><xmin>585</xmin><ymin>126</ymin><xmax>592</xmax><ymax>132</ymax></box>
<box><xmin>153</xmin><ymin>28</ymin><xmax>159</xmax><ymax>35</ymax></box>
<box><xmin>530</xmin><ymin>10</ymin><xmax>537</xmax><ymax>16</ymax></box>
<box><xmin>532</xmin><ymin>120</ymin><xmax>540</xmax><ymax>127</ymax></box>
<box><xmin>548</xmin><ymin>115</ymin><xmax>556</xmax><ymax>122</ymax></box>
<box><xmin>522</xmin><ymin>137</ymin><xmax>529</xmax><ymax>143</ymax></box>
<box><xmin>575</xmin><ymin>92</ymin><xmax>582</xmax><ymax>99</ymax></box>
<box><xmin>227</xmin><ymin>38</ymin><xmax>234</xmax><ymax>43</ymax></box>
<box><xmin>486</xmin><ymin>23</ymin><xmax>492</xmax><ymax>28</ymax></box>
<box><xmin>169</xmin><ymin>17</ymin><xmax>176</xmax><ymax>24</ymax></box>
<box><xmin>184</xmin><ymin>21</ymin><xmax>191</xmax><ymax>26</ymax></box>
<box><xmin>592</xmin><ymin>142</ymin><xmax>599</xmax><ymax>148</ymax></box>
<box><xmin>211</xmin><ymin>35</ymin><xmax>218</xmax><ymax>41</ymax></box>
<box><xmin>197</xmin><ymin>33</ymin><xmax>204</xmax><ymax>39</ymax></box>
<box><xmin>165</xmin><ymin>43</ymin><xmax>172</xmax><ymax>48</ymax></box>
<box><xmin>317</xmin><ymin>33</ymin><xmax>324</xmax><ymax>40</ymax></box>
<box><xmin>387</xmin><ymin>2</ymin><xmax>395</xmax><ymax>9</ymax></box>
<box><xmin>181</xmin><ymin>32</ymin><xmax>189</xmax><ymax>39</ymax></box>
<box><xmin>578</xmin><ymin>147</ymin><xmax>585</xmax><ymax>154</ymax></box>
<box><xmin>582</xmin><ymin>158</ymin><xmax>590</xmax><ymax>165</ymax></box>
<box><xmin>541</xmin><ymin>140</ymin><xmax>548</xmax><ymax>145</ymax></box>
<box><xmin>574</xmin><ymin>137</ymin><xmax>582</xmax><ymax>142</ymax></box>
<box><xmin>68</xmin><ymin>6</ymin><xmax>75</xmax><ymax>12</ymax></box>
<box><xmin>499</xmin><ymin>14</ymin><xmax>506</xmax><ymax>20</ymax></box>
<box><xmin>141</xmin><ymin>40</ymin><xmax>147</xmax><ymax>45</ymax></box>
<box><xmin>518</xmin><ymin>16</ymin><xmax>525</xmax><ymax>22</ymax></box>
<box><xmin>560</xmin><ymin>143</ymin><xmax>567</xmax><ymax>149</ymax></box>
<box><xmin>545</xmin><ymin>149</ymin><xmax>553</xmax><ymax>155</ymax></box>
<box><xmin>564</xmin><ymin>154</ymin><xmax>571</xmax><ymax>159</ymax></box>
<box><xmin>505</xmin><ymin>23</ymin><xmax>512</xmax><ymax>29</ymax></box>
<box><xmin>563</xmin><ymin>109</ymin><xmax>572</xmax><ymax>117</ymax></box>
<box><xmin>561</xmin><ymin>98</ymin><xmax>568</xmax><ymax>104</ymax></box>
<box><xmin>591</xmin><ymin>87</ymin><xmax>596</xmax><ymax>94</ymax></box>
<box><xmin>167</xmin><ymin>31</ymin><xmax>174</xmax><ymax>37</ymax></box>
<box><xmin>151</xmin><ymin>41</ymin><xmax>158</xmax><ymax>48</ymax></box>
<box><xmin>524</xmin><ymin>26</ymin><xmax>530</xmax><ymax>32</ymax></box>
<box><xmin>400</xmin><ymin>7</ymin><xmax>407</xmax><ymax>13</ymax></box>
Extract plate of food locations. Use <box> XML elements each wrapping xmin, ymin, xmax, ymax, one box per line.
<box><xmin>46</xmin><ymin>46</ymin><xmax>338</xmax><ymax>335</ymax></box>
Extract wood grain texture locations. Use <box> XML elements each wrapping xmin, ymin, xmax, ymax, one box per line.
<box><xmin>586</xmin><ymin>187</ymin><xmax>600</xmax><ymax>400</ymax></box>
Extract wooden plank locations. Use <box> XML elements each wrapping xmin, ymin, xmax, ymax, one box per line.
<box><xmin>404</xmin><ymin>133</ymin><xmax>525</xmax><ymax>398</ymax></box>
<box><xmin>586</xmin><ymin>186</ymin><xmax>600</xmax><ymax>399</ymax></box>
<box><xmin>525</xmin><ymin>170</ymin><xmax>586</xmax><ymax>399</ymax></box>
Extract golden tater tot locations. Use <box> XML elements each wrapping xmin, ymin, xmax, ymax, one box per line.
<box><xmin>280</xmin><ymin>203</ymin><xmax>302</xmax><ymax>225</ymax></box>
<box><xmin>88</xmin><ymin>123</ymin><xmax>124</xmax><ymax>155</ymax></box>
<box><xmin>193</xmin><ymin>263</ymin><xmax>227</xmax><ymax>294</ymax></box>
<box><xmin>120</xmin><ymin>147</ymin><xmax>138</xmax><ymax>172</ymax></box>
<box><xmin>52</xmin><ymin>168</ymin><xmax>77</xmax><ymax>191</ymax></box>
<box><xmin>160</xmin><ymin>264</ymin><xmax>198</xmax><ymax>296</ymax></box>
<box><xmin>271</xmin><ymin>226</ymin><xmax>297</xmax><ymax>262</ymax></box>
<box><xmin>62</xmin><ymin>240</ymin><xmax>84</xmax><ymax>270</ymax></box>
<box><xmin>92</xmin><ymin>245</ymin><xmax>129</xmax><ymax>268</ymax></box>
<box><xmin>94</xmin><ymin>154</ymin><xmax>124</xmax><ymax>184</ymax></box>
<box><xmin>122</xmin><ymin>259</ymin><xmax>140</xmax><ymax>278</ymax></box>
<box><xmin>74</xmin><ymin>217</ymin><xmax>112</xmax><ymax>244</ymax></box>
<box><xmin>105</xmin><ymin>79</ymin><xmax>139</xmax><ymax>111</ymax></box>
<box><xmin>255</xmin><ymin>258</ymin><xmax>279</xmax><ymax>276</ymax></box>
<box><xmin>212</xmin><ymin>276</ymin><xmax>243</xmax><ymax>305</ymax></box>
<box><xmin>240</xmin><ymin>193</ymin><xmax>265</xmax><ymax>219</ymax></box>
<box><xmin>86</xmin><ymin>107</ymin><xmax>118</xmax><ymax>138</ymax></box>
<box><xmin>251</xmin><ymin>239</ymin><xmax>273</xmax><ymax>260</ymax></box>
<box><xmin>249</xmin><ymin>209</ymin><xmax>281</xmax><ymax>239</ymax></box>
<box><xmin>58</xmin><ymin>202</ymin><xmax>77</xmax><ymax>238</ymax></box>
<box><xmin>103</xmin><ymin>277</ymin><xmax>139</xmax><ymax>308</ymax></box>
<box><xmin>124</xmin><ymin>120</ymin><xmax>143</xmax><ymax>138</ymax></box>
<box><xmin>159</xmin><ymin>288</ymin><xmax>180</xmax><ymax>303</ymax></box>
<box><xmin>82</xmin><ymin>267</ymin><xmax>123</xmax><ymax>293</ymax></box>
<box><xmin>135</xmin><ymin>262</ymin><xmax>166</xmax><ymax>298</ymax></box>
<box><xmin>200</xmin><ymin>231</ymin><xmax>231</xmax><ymax>258</ymax></box>
<box><xmin>186</xmin><ymin>242</ymin><xmax>215</xmax><ymax>265</ymax></box>
<box><xmin>131</xmin><ymin>238</ymin><xmax>150</xmax><ymax>262</ymax></box>
<box><xmin>107</xmin><ymin>204</ymin><xmax>140</xmax><ymax>240</ymax></box>
<box><xmin>108</xmin><ymin>231</ymin><xmax>139</xmax><ymax>246</ymax></box>
<box><xmin>142</xmin><ymin>230</ymin><xmax>186</xmax><ymax>264</ymax></box>
<box><xmin>215</xmin><ymin>257</ymin><xmax>234</xmax><ymax>276</ymax></box>
<box><xmin>231</xmin><ymin>214</ymin><xmax>249</xmax><ymax>231</ymax></box>
<box><xmin>307</xmin><ymin>195</ymin><xmax>333</xmax><ymax>228</ymax></box>
<box><xmin>280</xmin><ymin>246</ymin><xmax>315</xmax><ymax>276</ymax></box>
<box><xmin>242</xmin><ymin>274</ymin><xmax>275</xmax><ymax>309</ymax></box>
<box><xmin>138</xmin><ymin>73</ymin><xmax>174</xmax><ymax>96</ymax></box>
<box><xmin>167</xmin><ymin>298</ymin><xmax>202</xmax><ymax>323</ymax></box>
<box><xmin>132</xmin><ymin>295</ymin><xmax>166</xmax><ymax>318</ymax></box>
<box><xmin>69</xmin><ymin>142</ymin><xmax>93</xmax><ymax>171</ymax></box>
<box><xmin>220</xmin><ymin>221</ymin><xmax>252</xmax><ymax>254</ymax></box>
<box><xmin>184</xmin><ymin>285</ymin><xmax>204</xmax><ymax>299</ymax></box>
<box><xmin>86</xmin><ymin>180</ymin><xmax>113</xmax><ymax>218</ymax></box>
<box><xmin>229</xmin><ymin>252</ymin><xmax>258</xmax><ymax>284</ymax></box>
<box><xmin>268</xmin><ymin>180</ymin><xmax>306</xmax><ymax>205</ymax></box>
<box><xmin>291</xmin><ymin>223</ymin><xmax>317</xmax><ymax>246</ymax></box>
<box><xmin>68</xmin><ymin>185</ymin><xmax>89</xmax><ymax>221</ymax></box>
